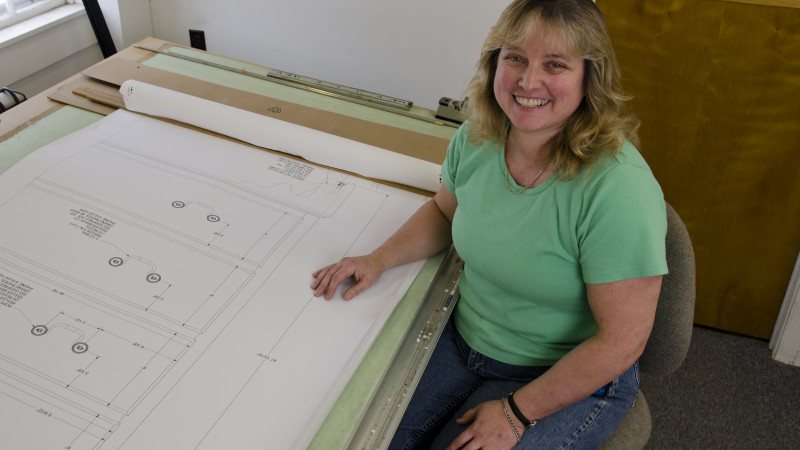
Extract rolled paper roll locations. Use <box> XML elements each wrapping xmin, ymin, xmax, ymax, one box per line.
<box><xmin>120</xmin><ymin>80</ymin><xmax>441</xmax><ymax>192</ymax></box>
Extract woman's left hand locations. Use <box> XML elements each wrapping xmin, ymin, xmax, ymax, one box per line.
<box><xmin>446</xmin><ymin>400</ymin><xmax>522</xmax><ymax>450</ymax></box>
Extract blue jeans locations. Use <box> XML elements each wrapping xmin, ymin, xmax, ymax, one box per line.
<box><xmin>389</xmin><ymin>320</ymin><xmax>639</xmax><ymax>450</ymax></box>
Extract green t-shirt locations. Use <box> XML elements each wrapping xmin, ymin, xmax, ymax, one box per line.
<box><xmin>442</xmin><ymin>125</ymin><xmax>668</xmax><ymax>366</ymax></box>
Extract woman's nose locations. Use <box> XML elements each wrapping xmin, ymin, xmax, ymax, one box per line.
<box><xmin>519</xmin><ymin>65</ymin><xmax>544</xmax><ymax>90</ymax></box>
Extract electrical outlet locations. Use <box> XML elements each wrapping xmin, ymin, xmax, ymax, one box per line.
<box><xmin>189</xmin><ymin>29</ymin><xmax>206</xmax><ymax>50</ymax></box>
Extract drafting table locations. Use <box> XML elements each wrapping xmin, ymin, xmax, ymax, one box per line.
<box><xmin>0</xmin><ymin>38</ymin><xmax>462</xmax><ymax>449</ymax></box>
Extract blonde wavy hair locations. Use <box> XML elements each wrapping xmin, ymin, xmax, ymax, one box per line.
<box><xmin>466</xmin><ymin>0</ymin><xmax>639</xmax><ymax>179</ymax></box>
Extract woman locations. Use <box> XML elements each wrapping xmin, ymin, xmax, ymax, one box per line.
<box><xmin>311</xmin><ymin>0</ymin><xmax>667</xmax><ymax>448</ymax></box>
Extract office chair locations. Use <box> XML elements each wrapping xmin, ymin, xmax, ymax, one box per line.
<box><xmin>602</xmin><ymin>202</ymin><xmax>697</xmax><ymax>449</ymax></box>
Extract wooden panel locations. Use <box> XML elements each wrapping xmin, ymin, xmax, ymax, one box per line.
<box><xmin>600</xmin><ymin>0</ymin><xmax>800</xmax><ymax>338</ymax></box>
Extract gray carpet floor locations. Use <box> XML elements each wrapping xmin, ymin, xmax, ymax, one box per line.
<box><xmin>641</xmin><ymin>326</ymin><xmax>800</xmax><ymax>449</ymax></box>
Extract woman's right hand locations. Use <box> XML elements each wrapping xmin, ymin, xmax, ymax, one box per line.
<box><xmin>311</xmin><ymin>253</ymin><xmax>386</xmax><ymax>301</ymax></box>
<box><xmin>312</xmin><ymin>185</ymin><xmax>457</xmax><ymax>302</ymax></box>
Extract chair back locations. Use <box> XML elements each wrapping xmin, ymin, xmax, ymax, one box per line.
<box><xmin>639</xmin><ymin>202</ymin><xmax>696</xmax><ymax>375</ymax></box>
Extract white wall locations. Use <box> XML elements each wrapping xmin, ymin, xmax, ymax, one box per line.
<box><xmin>3</xmin><ymin>1</ymin><xmax>505</xmax><ymax>109</ymax></box>
<box><xmin>99</xmin><ymin>0</ymin><xmax>153</xmax><ymax>51</ymax></box>
<box><xmin>149</xmin><ymin>0</ymin><xmax>507</xmax><ymax>110</ymax></box>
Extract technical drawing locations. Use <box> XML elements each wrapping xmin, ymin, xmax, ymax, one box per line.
<box><xmin>1</xmin><ymin>259</ymin><xmax>195</xmax><ymax>449</ymax></box>
<box><xmin>0</xmin><ymin>109</ymin><xmax>428</xmax><ymax>449</ymax></box>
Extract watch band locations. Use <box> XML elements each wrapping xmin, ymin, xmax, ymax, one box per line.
<box><xmin>508</xmin><ymin>392</ymin><xmax>539</xmax><ymax>429</ymax></box>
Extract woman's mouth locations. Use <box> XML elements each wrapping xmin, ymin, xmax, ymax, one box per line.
<box><xmin>514</xmin><ymin>96</ymin><xmax>550</xmax><ymax>108</ymax></box>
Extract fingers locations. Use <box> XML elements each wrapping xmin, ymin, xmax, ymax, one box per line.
<box><xmin>444</xmin><ymin>409</ymin><xmax>476</xmax><ymax>450</ymax></box>
<box><xmin>342</xmin><ymin>283</ymin><xmax>364</xmax><ymax>301</ymax></box>
<box><xmin>311</xmin><ymin>263</ymin><xmax>351</xmax><ymax>300</ymax></box>
<box><xmin>447</xmin><ymin>401</ymin><xmax>520</xmax><ymax>450</ymax></box>
<box><xmin>310</xmin><ymin>264</ymin><xmax>335</xmax><ymax>291</ymax></box>
<box><xmin>311</xmin><ymin>256</ymin><xmax>380</xmax><ymax>301</ymax></box>
<box><xmin>325</xmin><ymin>265</ymin><xmax>354</xmax><ymax>300</ymax></box>
<box><xmin>455</xmin><ymin>407</ymin><xmax>477</xmax><ymax>425</ymax></box>
<box><xmin>341</xmin><ymin>268</ymin><xmax>380</xmax><ymax>300</ymax></box>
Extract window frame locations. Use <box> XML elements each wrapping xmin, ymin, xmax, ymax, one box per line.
<box><xmin>0</xmin><ymin>0</ymin><xmax>67</xmax><ymax>30</ymax></box>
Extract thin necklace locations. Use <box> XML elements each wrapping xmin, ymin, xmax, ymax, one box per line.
<box><xmin>504</xmin><ymin>158</ymin><xmax>551</xmax><ymax>194</ymax></box>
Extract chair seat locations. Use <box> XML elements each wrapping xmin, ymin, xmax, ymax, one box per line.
<box><xmin>602</xmin><ymin>392</ymin><xmax>652</xmax><ymax>450</ymax></box>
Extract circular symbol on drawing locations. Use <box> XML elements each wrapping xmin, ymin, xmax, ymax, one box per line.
<box><xmin>172</xmin><ymin>201</ymin><xmax>186</xmax><ymax>208</ymax></box>
<box><xmin>207</xmin><ymin>214</ymin><xmax>220</xmax><ymax>222</ymax></box>
<box><xmin>31</xmin><ymin>325</ymin><xmax>48</xmax><ymax>336</ymax></box>
<box><xmin>146</xmin><ymin>273</ymin><xmax>162</xmax><ymax>283</ymax></box>
<box><xmin>109</xmin><ymin>257</ymin><xmax>124</xmax><ymax>267</ymax></box>
<box><xmin>72</xmin><ymin>342</ymin><xmax>89</xmax><ymax>354</ymax></box>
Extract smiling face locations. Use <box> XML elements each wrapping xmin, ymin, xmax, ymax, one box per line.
<box><xmin>493</xmin><ymin>28</ymin><xmax>586</xmax><ymax>143</ymax></box>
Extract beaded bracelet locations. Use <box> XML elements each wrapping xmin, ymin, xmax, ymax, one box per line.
<box><xmin>500</xmin><ymin>397</ymin><xmax>522</xmax><ymax>443</ymax></box>
<box><xmin>508</xmin><ymin>391</ymin><xmax>539</xmax><ymax>428</ymax></box>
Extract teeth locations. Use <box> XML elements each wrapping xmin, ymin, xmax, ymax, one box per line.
<box><xmin>514</xmin><ymin>96</ymin><xmax>549</xmax><ymax>108</ymax></box>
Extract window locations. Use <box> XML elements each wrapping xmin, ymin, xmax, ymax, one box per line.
<box><xmin>0</xmin><ymin>0</ymin><xmax>66</xmax><ymax>30</ymax></box>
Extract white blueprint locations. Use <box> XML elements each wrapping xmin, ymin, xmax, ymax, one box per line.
<box><xmin>0</xmin><ymin>110</ymin><xmax>427</xmax><ymax>449</ymax></box>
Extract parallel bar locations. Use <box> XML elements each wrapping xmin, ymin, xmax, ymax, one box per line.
<box><xmin>347</xmin><ymin>248</ymin><xmax>462</xmax><ymax>449</ymax></box>
<box><xmin>133</xmin><ymin>45</ymin><xmax>458</xmax><ymax>129</ymax></box>
<box><xmin>268</xmin><ymin>69</ymin><xmax>412</xmax><ymax>110</ymax></box>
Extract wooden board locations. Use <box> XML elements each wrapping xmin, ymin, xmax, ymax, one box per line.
<box><xmin>600</xmin><ymin>0</ymin><xmax>800</xmax><ymax>338</ymax></box>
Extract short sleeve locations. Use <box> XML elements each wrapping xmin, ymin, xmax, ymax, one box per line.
<box><xmin>441</xmin><ymin>124</ymin><xmax>469</xmax><ymax>194</ymax></box>
<box><xmin>578</xmin><ymin>162</ymin><xmax>668</xmax><ymax>284</ymax></box>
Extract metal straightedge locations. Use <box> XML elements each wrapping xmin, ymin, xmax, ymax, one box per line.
<box><xmin>347</xmin><ymin>247</ymin><xmax>463</xmax><ymax>449</ymax></box>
